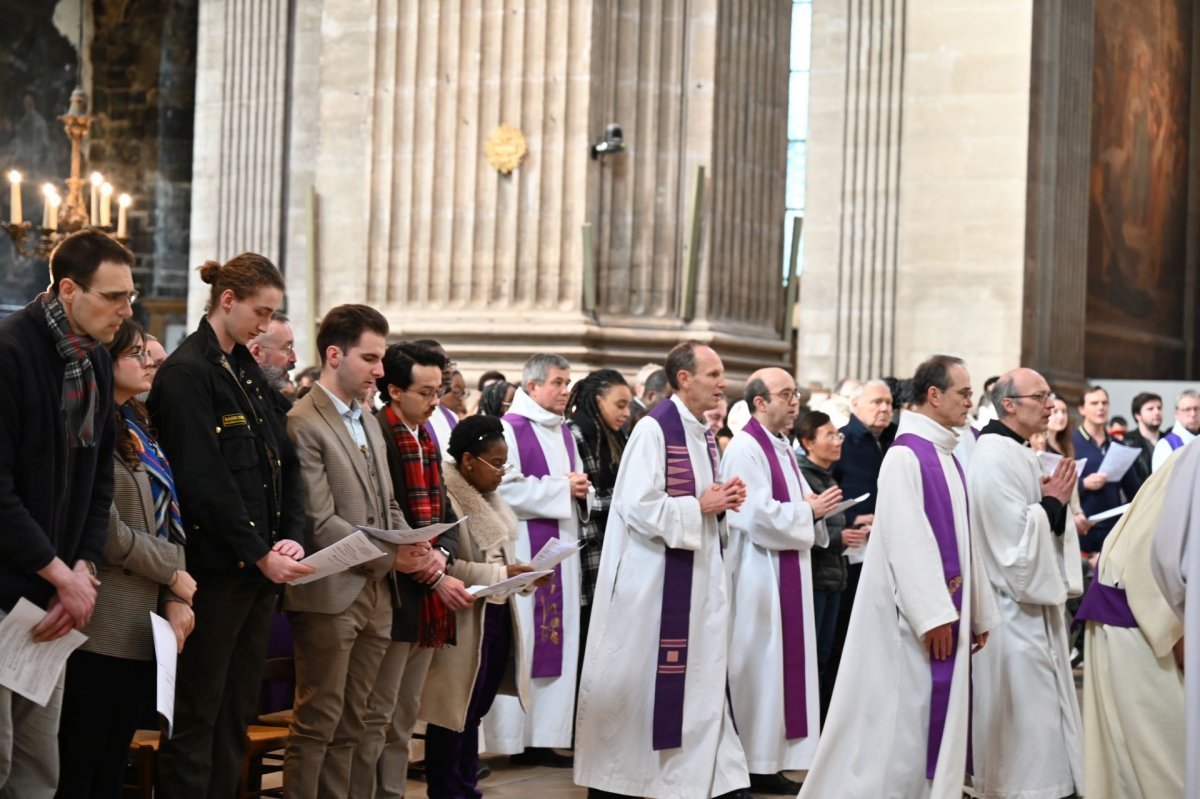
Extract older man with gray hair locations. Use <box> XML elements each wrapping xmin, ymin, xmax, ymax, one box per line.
<box><xmin>248</xmin><ymin>311</ymin><xmax>297</xmax><ymax>393</ymax></box>
<box><xmin>969</xmin><ymin>368</ymin><xmax>1084</xmax><ymax>799</ymax></box>
<box><xmin>1151</xmin><ymin>389</ymin><xmax>1200</xmax><ymax>472</ymax></box>
<box><xmin>482</xmin><ymin>352</ymin><xmax>592</xmax><ymax>767</ymax></box>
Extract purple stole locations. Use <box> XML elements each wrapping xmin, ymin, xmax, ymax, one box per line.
<box><xmin>647</xmin><ymin>399</ymin><xmax>719</xmax><ymax>751</ymax></box>
<box><xmin>1073</xmin><ymin>579</ymin><xmax>1138</xmax><ymax>629</ymax></box>
<box><xmin>742</xmin><ymin>418</ymin><xmax>809</xmax><ymax>740</ymax></box>
<box><xmin>422</xmin><ymin>404</ymin><xmax>459</xmax><ymax>451</ymax></box>
<box><xmin>503</xmin><ymin>412</ymin><xmax>577</xmax><ymax>678</ymax></box>
<box><xmin>891</xmin><ymin>432</ymin><xmax>969</xmax><ymax>781</ymax></box>
<box><xmin>1166</xmin><ymin>431</ymin><xmax>1185</xmax><ymax>451</ymax></box>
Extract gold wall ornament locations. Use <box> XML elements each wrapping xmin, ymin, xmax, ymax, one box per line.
<box><xmin>485</xmin><ymin>124</ymin><xmax>527</xmax><ymax>174</ymax></box>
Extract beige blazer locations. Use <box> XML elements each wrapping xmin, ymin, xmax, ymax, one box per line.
<box><xmin>82</xmin><ymin>455</ymin><xmax>186</xmax><ymax>660</ymax></box>
<box><xmin>283</xmin><ymin>384</ymin><xmax>406</xmax><ymax>614</ymax></box>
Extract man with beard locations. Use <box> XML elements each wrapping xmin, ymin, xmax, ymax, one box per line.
<box><xmin>249</xmin><ymin>311</ymin><xmax>297</xmax><ymax>394</ymax></box>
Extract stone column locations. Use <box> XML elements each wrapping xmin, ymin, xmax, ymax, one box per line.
<box><xmin>801</xmin><ymin>0</ymin><xmax>1034</xmax><ymax>386</ymax></box>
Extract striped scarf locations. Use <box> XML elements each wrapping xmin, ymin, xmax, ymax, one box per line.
<box><xmin>384</xmin><ymin>405</ymin><xmax>455</xmax><ymax>648</ymax></box>
<box><xmin>122</xmin><ymin>407</ymin><xmax>186</xmax><ymax>544</ymax></box>
<box><xmin>41</xmin><ymin>293</ymin><xmax>98</xmax><ymax>448</ymax></box>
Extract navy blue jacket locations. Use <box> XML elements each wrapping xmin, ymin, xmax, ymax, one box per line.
<box><xmin>831</xmin><ymin>414</ymin><xmax>895</xmax><ymax>526</ymax></box>
<box><xmin>0</xmin><ymin>299</ymin><xmax>115</xmax><ymax>612</ymax></box>
<box><xmin>1073</xmin><ymin>427</ymin><xmax>1143</xmax><ymax>553</ymax></box>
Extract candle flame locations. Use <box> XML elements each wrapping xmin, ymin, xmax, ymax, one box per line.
<box><xmin>118</xmin><ymin>193</ymin><xmax>132</xmax><ymax>208</ymax></box>
<box><xmin>100</xmin><ymin>182</ymin><xmax>113</xmax><ymax>197</ymax></box>
<box><xmin>90</xmin><ymin>172</ymin><xmax>104</xmax><ymax>186</ymax></box>
<box><xmin>49</xmin><ymin>194</ymin><xmax>62</xmax><ymax>208</ymax></box>
<box><xmin>7</xmin><ymin>170</ymin><xmax>21</xmax><ymax>185</ymax></box>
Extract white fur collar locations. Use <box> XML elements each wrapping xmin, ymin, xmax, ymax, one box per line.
<box><xmin>443</xmin><ymin>464</ymin><xmax>519</xmax><ymax>552</ymax></box>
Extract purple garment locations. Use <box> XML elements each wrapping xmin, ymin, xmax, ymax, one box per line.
<box><xmin>422</xmin><ymin>404</ymin><xmax>460</xmax><ymax>451</ymax></box>
<box><xmin>647</xmin><ymin>399</ymin><xmax>719</xmax><ymax>751</ymax></box>
<box><xmin>503</xmin><ymin>413</ymin><xmax>577</xmax><ymax>678</ymax></box>
<box><xmin>891</xmin><ymin>432</ymin><xmax>969</xmax><ymax>781</ymax></box>
<box><xmin>741</xmin><ymin>417</ymin><xmax>809</xmax><ymax>740</ymax></box>
<box><xmin>1073</xmin><ymin>580</ymin><xmax>1138</xmax><ymax>629</ymax></box>
<box><xmin>1166</xmin><ymin>431</ymin><xmax>1185</xmax><ymax>451</ymax></box>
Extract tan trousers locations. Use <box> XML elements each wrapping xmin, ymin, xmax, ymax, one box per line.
<box><xmin>283</xmin><ymin>579</ymin><xmax>392</xmax><ymax>799</ymax></box>
<box><xmin>358</xmin><ymin>640</ymin><xmax>434</xmax><ymax>798</ymax></box>
<box><xmin>0</xmin><ymin>608</ymin><xmax>65</xmax><ymax>799</ymax></box>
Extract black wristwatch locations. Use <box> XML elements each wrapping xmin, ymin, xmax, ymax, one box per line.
<box><xmin>436</xmin><ymin>545</ymin><xmax>454</xmax><ymax>567</ymax></box>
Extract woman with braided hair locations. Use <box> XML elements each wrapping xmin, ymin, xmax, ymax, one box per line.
<box><xmin>565</xmin><ymin>369</ymin><xmax>632</xmax><ymax>667</ymax></box>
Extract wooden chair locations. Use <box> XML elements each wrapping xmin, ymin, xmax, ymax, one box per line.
<box><xmin>123</xmin><ymin>725</ymin><xmax>289</xmax><ymax>799</ymax></box>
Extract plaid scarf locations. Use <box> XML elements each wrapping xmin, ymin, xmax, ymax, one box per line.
<box><xmin>384</xmin><ymin>405</ymin><xmax>454</xmax><ymax>648</ymax></box>
<box><xmin>42</xmin><ymin>293</ymin><xmax>99</xmax><ymax>448</ymax></box>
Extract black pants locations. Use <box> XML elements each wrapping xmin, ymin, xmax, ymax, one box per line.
<box><xmin>825</xmin><ymin>562</ymin><xmax>862</xmax><ymax>699</ymax></box>
<box><xmin>156</xmin><ymin>575</ymin><xmax>276</xmax><ymax>799</ymax></box>
<box><xmin>55</xmin><ymin>650</ymin><xmax>154</xmax><ymax>799</ymax></box>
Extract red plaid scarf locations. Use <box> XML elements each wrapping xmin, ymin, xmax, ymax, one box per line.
<box><xmin>384</xmin><ymin>406</ymin><xmax>454</xmax><ymax>648</ymax></box>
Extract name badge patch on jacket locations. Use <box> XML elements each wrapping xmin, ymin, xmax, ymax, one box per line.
<box><xmin>222</xmin><ymin>413</ymin><xmax>249</xmax><ymax>428</ymax></box>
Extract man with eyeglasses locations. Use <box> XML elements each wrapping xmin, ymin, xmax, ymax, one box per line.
<box><xmin>364</xmin><ymin>341</ymin><xmax>471</xmax><ymax>797</ymax></box>
<box><xmin>249</xmin><ymin>311</ymin><xmax>298</xmax><ymax>394</ymax></box>
<box><xmin>485</xmin><ymin>351</ymin><xmax>592</xmax><ymax>769</ymax></box>
<box><xmin>412</xmin><ymin>339</ymin><xmax>461</xmax><ymax>460</ymax></box>
<box><xmin>722</xmin><ymin>367</ymin><xmax>842</xmax><ymax>794</ymax></box>
<box><xmin>1151</xmin><ymin>389</ymin><xmax>1200</xmax><ymax>472</ymax></box>
<box><xmin>967</xmin><ymin>369</ymin><xmax>1084</xmax><ymax>799</ymax></box>
<box><xmin>0</xmin><ymin>229</ymin><xmax>133</xmax><ymax>796</ymax></box>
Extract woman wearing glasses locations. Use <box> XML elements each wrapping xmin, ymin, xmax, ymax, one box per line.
<box><xmin>420</xmin><ymin>415</ymin><xmax>546</xmax><ymax>799</ymax></box>
<box><xmin>56</xmin><ymin>319</ymin><xmax>196</xmax><ymax>797</ymax></box>
<box><xmin>795</xmin><ymin>410</ymin><xmax>851</xmax><ymax>719</ymax></box>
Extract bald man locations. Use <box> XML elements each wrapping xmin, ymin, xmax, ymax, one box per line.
<box><xmin>969</xmin><ymin>368</ymin><xmax>1084</xmax><ymax>799</ymax></box>
<box><xmin>722</xmin><ymin>368</ymin><xmax>841</xmax><ymax>793</ymax></box>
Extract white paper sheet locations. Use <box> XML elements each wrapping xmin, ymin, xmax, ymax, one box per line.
<box><xmin>1035</xmin><ymin>451</ymin><xmax>1088</xmax><ymax>478</ymax></box>
<box><xmin>0</xmin><ymin>598</ymin><xmax>87</xmax><ymax>706</ymax></box>
<box><xmin>1087</xmin><ymin>503</ymin><xmax>1131</xmax><ymax>524</ymax></box>
<box><xmin>529</xmin><ymin>537</ymin><xmax>584</xmax><ymax>571</ymax></box>
<box><xmin>357</xmin><ymin>517</ymin><xmax>466</xmax><ymax>546</ymax></box>
<box><xmin>1096</xmin><ymin>442</ymin><xmax>1141</xmax><ymax>482</ymax></box>
<box><xmin>828</xmin><ymin>493</ymin><xmax>870</xmax><ymax>518</ymax></box>
<box><xmin>288</xmin><ymin>530</ymin><xmax>388</xmax><ymax>585</ymax></box>
<box><xmin>149</xmin><ymin>612</ymin><xmax>177</xmax><ymax>736</ymax></box>
<box><xmin>466</xmin><ymin>569</ymin><xmax>554</xmax><ymax>599</ymax></box>
<box><xmin>844</xmin><ymin>544</ymin><xmax>866</xmax><ymax>565</ymax></box>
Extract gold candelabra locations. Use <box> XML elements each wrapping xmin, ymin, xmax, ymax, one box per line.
<box><xmin>3</xmin><ymin>88</ymin><xmax>132</xmax><ymax>261</ymax></box>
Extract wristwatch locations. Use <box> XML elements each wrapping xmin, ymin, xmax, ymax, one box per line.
<box><xmin>436</xmin><ymin>545</ymin><xmax>454</xmax><ymax>567</ymax></box>
<box><xmin>82</xmin><ymin>560</ymin><xmax>97</xmax><ymax>578</ymax></box>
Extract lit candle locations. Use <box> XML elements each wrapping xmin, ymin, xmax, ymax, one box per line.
<box><xmin>90</xmin><ymin>172</ymin><xmax>103</xmax><ymax>224</ymax></box>
<box><xmin>100</xmin><ymin>182</ymin><xmax>113</xmax><ymax>227</ymax></box>
<box><xmin>48</xmin><ymin>192</ymin><xmax>60</xmax><ymax>230</ymax></box>
<box><xmin>41</xmin><ymin>184</ymin><xmax>55</xmax><ymax>229</ymax></box>
<box><xmin>117</xmin><ymin>194</ymin><xmax>131</xmax><ymax>238</ymax></box>
<box><xmin>7</xmin><ymin>171</ymin><xmax>21</xmax><ymax>225</ymax></box>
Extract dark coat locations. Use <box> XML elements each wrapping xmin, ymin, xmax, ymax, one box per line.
<box><xmin>1073</xmin><ymin>427</ymin><xmax>1143</xmax><ymax>553</ymax></box>
<box><xmin>1119</xmin><ymin>427</ymin><xmax>1155</xmax><ymax>485</ymax></box>
<box><xmin>370</xmin><ymin>409</ymin><xmax>460</xmax><ymax>643</ymax></box>
<box><xmin>830</xmin><ymin>414</ymin><xmax>894</xmax><ymax>526</ymax></box>
<box><xmin>0</xmin><ymin>299</ymin><xmax>115</xmax><ymax>612</ymax></box>
<box><xmin>797</xmin><ymin>453</ymin><xmax>848</xmax><ymax>594</ymax></box>
<box><xmin>146</xmin><ymin>317</ymin><xmax>305</xmax><ymax>577</ymax></box>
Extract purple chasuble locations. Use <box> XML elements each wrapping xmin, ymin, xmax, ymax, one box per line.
<box><xmin>742</xmin><ymin>417</ymin><xmax>809</xmax><ymax>740</ymax></box>
<box><xmin>647</xmin><ymin>399</ymin><xmax>720</xmax><ymax>751</ymax></box>
<box><xmin>503</xmin><ymin>412</ymin><xmax>577</xmax><ymax>678</ymax></box>
<box><xmin>891</xmin><ymin>432</ymin><xmax>969</xmax><ymax>781</ymax></box>
<box><xmin>1166</xmin><ymin>431</ymin><xmax>1185</xmax><ymax>451</ymax></box>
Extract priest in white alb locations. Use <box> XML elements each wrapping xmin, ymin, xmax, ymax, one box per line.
<box><xmin>1150</xmin><ymin>435</ymin><xmax>1200</xmax><ymax>799</ymax></box>
<box><xmin>1080</xmin><ymin>443</ymin><xmax>1185</xmax><ymax>799</ymax></box>
<box><xmin>481</xmin><ymin>352</ymin><xmax>591</xmax><ymax>767</ymax></box>
<box><xmin>968</xmin><ymin>368</ymin><xmax>1084</xmax><ymax>799</ymax></box>
<box><xmin>574</xmin><ymin>341</ymin><xmax>752</xmax><ymax>799</ymax></box>
<box><xmin>798</xmin><ymin>355</ymin><xmax>999</xmax><ymax>799</ymax></box>
<box><xmin>722</xmin><ymin>367</ymin><xmax>842</xmax><ymax>795</ymax></box>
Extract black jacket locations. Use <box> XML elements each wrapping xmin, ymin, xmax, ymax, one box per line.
<box><xmin>371</xmin><ymin>409</ymin><xmax>460</xmax><ymax>643</ymax></box>
<box><xmin>0</xmin><ymin>299</ymin><xmax>115</xmax><ymax>612</ymax></box>
<box><xmin>831</xmin><ymin>414</ymin><xmax>895</xmax><ymax>526</ymax></box>
<box><xmin>147</xmin><ymin>317</ymin><xmax>305</xmax><ymax>577</ymax></box>
<box><xmin>797</xmin><ymin>453</ymin><xmax>848</xmax><ymax>593</ymax></box>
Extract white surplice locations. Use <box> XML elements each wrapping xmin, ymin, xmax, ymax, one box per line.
<box><xmin>480</xmin><ymin>388</ymin><xmax>583</xmax><ymax>752</ymax></box>
<box><xmin>1151</xmin><ymin>421</ymin><xmax>1196</xmax><ymax>472</ymax></box>
<box><xmin>1083</xmin><ymin>453</ymin><xmax>1185</xmax><ymax>799</ymax></box>
<box><xmin>574</xmin><ymin>395</ymin><xmax>749</xmax><ymax>799</ymax></box>
<box><xmin>721</xmin><ymin>427</ymin><xmax>824</xmax><ymax>773</ymax></box>
<box><xmin>968</xmin><ymin>432</ymin><xmax>1084</xmax><ymax>799</ymax></box>
<box><xmin>798</xmin><ymin>412</ymin><xmax>999</xmax><ymax>799</ymax></box>
<box><xmin>1150</xmin><ymin>440</ymin><xmax>1200</xmax><ymax>799</ymax></box>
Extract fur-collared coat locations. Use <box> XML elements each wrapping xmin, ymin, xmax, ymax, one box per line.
<box><xmin>418</xmin><ymin>465</ymin><xmax>529</xmax><ymax>731</ymax></box>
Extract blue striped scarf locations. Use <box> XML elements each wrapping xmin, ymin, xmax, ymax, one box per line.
<box><xmin>122</xmin><ymin>407</ymin><xmax>186</xmax><ymax>544</ymax></box>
